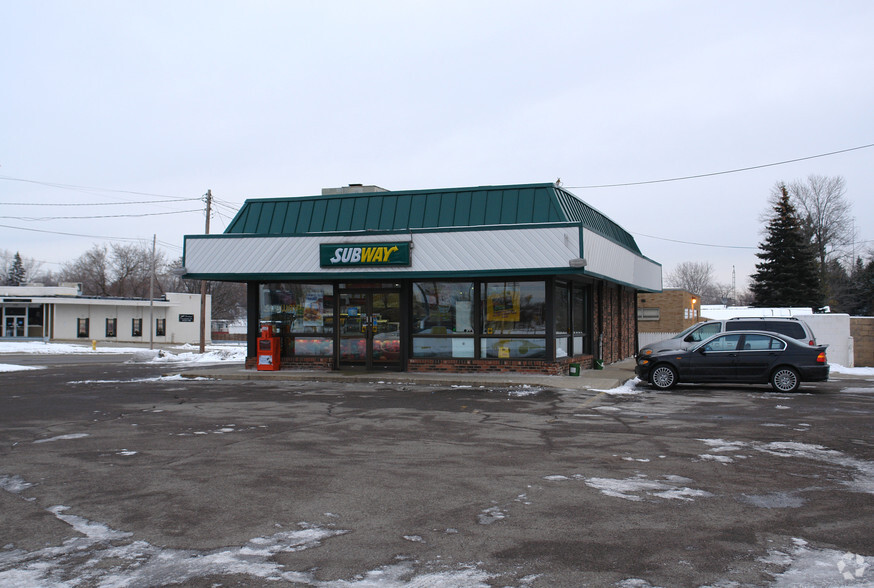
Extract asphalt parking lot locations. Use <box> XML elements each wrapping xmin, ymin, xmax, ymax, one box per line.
<box><xmin>1</xmin><ymin>356</ymin><xmax>873</xmax><ymax>587</ymax></box>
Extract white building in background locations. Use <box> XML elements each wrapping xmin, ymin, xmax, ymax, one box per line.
<box><xmin>0</xmin><ymin>284</ymin><xmax>209</xmax><ymax>345</ymax></box>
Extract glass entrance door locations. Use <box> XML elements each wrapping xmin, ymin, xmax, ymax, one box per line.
<box><xmin>339</xmin><ymin>289</ymin><xmax>401</xmax><ymax>370</ymax></box>
<box><xmin>4</xmin><ymin>316</ymin><xmax>25</xmax><ymax>337</ymax></box>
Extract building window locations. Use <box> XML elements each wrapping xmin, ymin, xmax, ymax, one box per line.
<box><xmin>132</xmin><ymin>318</ymin><xmax>143</xmax><ymax>337</ymax></box>
<box><xmin>572</xmin><ymin>284</ymin><xmax>590</xmax><ymax>355</ymax></box>
<box><xmin>106</xmin><ymin>318</ymin><xmax>117</xmax><ymax>338</ymax></box>
<box><xmin>77</xmin><ymin>318</ymin><xmax>89</xmax><ymax>338</ymax></box>
<box><xmin>638</xmin><ymin>307</ymin><xmax>660</xmax><ymax>321</ymax></box>
<box><xmin>156</xmin><ymin>318</ymin><xmax>166</xmax><ymax>336</ymax></box>
<box><xmin>412</xmin><ymin>281</ymin><xmax>475</xmax><ymax>358</ymax></box>
<box><xmin>260</xmin><ymin>283</ymin><xmax>334</xmax><ymax>356</ymax></box>
<box><xmin>480</xmin><ymin>281</ymin><xmax>546</xmax><ymax>359</ymax></box>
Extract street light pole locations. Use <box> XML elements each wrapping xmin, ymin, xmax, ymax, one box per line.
<box><xmin>149</xmin><ymin>234</ymin><xmax>156</xmax><ymax>350</ymax></box>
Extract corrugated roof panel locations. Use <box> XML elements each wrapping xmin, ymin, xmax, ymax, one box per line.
<box><xmin>501</xmin><ymin>189</ymin><xmax>519</xmax><ymax>224</ymax></box>
<box><xmin>454</xmin><ymin>191</ymin><xmax>471</xmax><ymax>226</ymax></box>
<box><xmin>364</xmin><ymin>197</ymin><xmax>382</xmax><ymax>229</ymax></box>
<box><xmin>438</xmin><ymin>193</ymin><xmax>455</xmax><ymax>226</ymax></box>
<box><xmin>394</xmin><ymin>193</ymin><xmax>412</xmax><ymax>228</ymax></box>
<box><xmin>282</xmin><ymin>201</ymin><xmax>301</xmax><ymax>232</ymax></box>
<box><xmin>468</xmin><ymin>191</ymin><xmax>486</xmax><ymax>225</ymax></box>
<box><xmin>242</xmin><ymin>202</ymin><xmax>263</xmax><ymax>233</ymax></box>
<box><xmin>378</xmin><ymin>195</ymin><xmax>397</xmax><ymax>230</ymax></box>
<box><xmin>423</xmin><ymin>193</ymin><xmax>441</xmax><ymax>227</ymax></box>
<box><xmin>322</xmin><ymin>199</ymin><xmax>340</xmax><ymax>232</ymax></box>
<box><xmin>484</xmin><ymin>191</ymin><xmax>502</xmax><ymax>225</ymax></box>
<box><xmin>336</xmin><ymin>198</ymin><xmax>355</xmax><ymax>231</ymax></box>
<box><xmin>516</xmin><ymin>188</ymin><xmax>534</xmax><ymax>222</ymax></box>
<box><xmin>309</xmin><ymin>199</ymin><xmax>328</xmax><ymax>232</ymax></box>
<box><xmin>408</xmin><ymin>193</ymin><xmax>426</xmax><ymax>228</ymax></box>
<box><xmin>295</xmin><ymin>201</ymin><xmax>313</xmax><ymax>233</ymax></box>
<box><xmin>351</xmin><ymin>198</ymin><xmax>368</xmax><ymax>230</ymax></box>
<box><xmin>269</xmin><ymin>201</ymin><xmax>288</xmax><ymax>234</ymax></box>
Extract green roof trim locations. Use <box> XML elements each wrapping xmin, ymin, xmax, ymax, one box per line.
<box><xmin>224</xmin><ymin>183</ymin><xmax>641</xmax><ymax>254</ymax></box>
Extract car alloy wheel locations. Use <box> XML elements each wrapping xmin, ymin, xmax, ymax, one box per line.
<box><xmin>771</xmin><ymin>367</ymin><xmax>799</xmax><ymax>392</ymax></box>
<box><xmin>651</xmin><ymin>365</ymin><xmax>677</xmax><ymax>390</ymax></box>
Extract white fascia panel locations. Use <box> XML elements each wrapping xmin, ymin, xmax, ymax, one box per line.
<box><xmin>583</xmin><ymin>229</ymin><xmax>662</xmax><ymax>290</ymax></box>
<box><xmin>184</xmin><ymin>227</ymin><xmax>581</xmax><ymax>275</ymax></box>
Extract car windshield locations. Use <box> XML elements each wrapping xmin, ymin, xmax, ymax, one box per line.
<box><xmin>672</xmin><ymin>323</ymin><xmax>702</xmax><ymax>339</ymax></box>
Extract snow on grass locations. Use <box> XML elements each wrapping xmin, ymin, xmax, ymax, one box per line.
<box><xmin>0</xmin><ymin>340</ymin><xmax>246</xmax><ymax>363</ymax></box>
<box><xmin>829</xmin><ymin>363</ymin><xmax>874</xmax><ymax>376</ymax></box>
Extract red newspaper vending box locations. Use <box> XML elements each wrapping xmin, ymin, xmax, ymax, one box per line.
<box><xmin>257</xmin><ymin>326</ymin><xmax>280</xmax><ymax>371</ymax></box>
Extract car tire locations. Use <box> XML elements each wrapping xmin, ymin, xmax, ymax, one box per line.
<box><xmin>650</xmin><ymin>364</ymin><xmax>677</xmax><ymax>390</ymax></box>
<box><xmin>771</xmin><ymin>366</ymin><xmax>800</xmax><ymax>392</ymax></box>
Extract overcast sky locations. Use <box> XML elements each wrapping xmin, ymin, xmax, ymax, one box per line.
<box><xmin>3</xmin><ymin>1</ymin><xmax>872</xmax><ymax>290</ymax></box>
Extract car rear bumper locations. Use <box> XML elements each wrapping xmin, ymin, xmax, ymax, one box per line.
<box><xmin>800</xmin><ymin>365</ymin><xmax>830</xmax><ymax>382</ymax></box>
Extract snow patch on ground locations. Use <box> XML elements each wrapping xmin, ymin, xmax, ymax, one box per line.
<box><xmin>0</xmin><ymin>363</ymin><xmax>44</xmax><ymax>372</ymax></box>
<box><xmin>33</xmin><ymin>433</ymin><xmax>89</xmax><ymax>444</ymax></box>
<box><xmin>762</xmin><ymin>537</ymin><xmax>872</xmax><ymax>587</ymax></box>
<box><xmin>700</xmin><ymin>438</ymin><xmax>874</xmax><ymax>494</ymax></box>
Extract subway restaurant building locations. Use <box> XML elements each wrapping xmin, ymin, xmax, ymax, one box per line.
<box><xmin>182</xmin><ymin>183</ymin><xmax>661</xmax><ymax>374</ymax></box>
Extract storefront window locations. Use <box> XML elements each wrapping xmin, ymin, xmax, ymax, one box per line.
<box><xmin>572</xmin><ymin>285</ymin><xmax>590</xmax><ymax>355</ymax></box>
<box><xmin>481</xmin><ymin>281</ymin><xmax>545</xmax><ymax>335</ymax></box>
<box><xmin>555</xmin><ymin>282</ymin><xmax>569</xmax><ymax>335</ymax></box>
<box><xmin>481</xmin><ymin>337</ymin><xmax>546</xmax><ymax>359</ymax></box>
<box><xmin>260</xmin><ymin>284</ymin><xmax>334</xmax><ymax>356</ymax></box>
<box><xmin>412</xmin><ymin>282</ymin><xmax>474</xmax><ymax>334</ymax></box>
<box><xmin>412</xmin><ymin>282</ymin><xmax>474</xmax><ymax>358</ymax></box>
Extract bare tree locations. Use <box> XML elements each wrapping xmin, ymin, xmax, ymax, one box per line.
<box><xmin>166</xmin><ymin>257</ymin><xmax>246</xmax><ymax>320</ymax></box>
<box><xmin>787</xmin><ymin>175</ymin><xmax>853</xmax><ymax>285</ymax></box>
<box><xmin>59</xmin><ymin>245</ymin><xmax>112</xmax><ymax>296</ymax></box>
<box><xmin>665</xmin><ymin>261</ymin><xmax>714</xmax><ymax>297</ymax></box>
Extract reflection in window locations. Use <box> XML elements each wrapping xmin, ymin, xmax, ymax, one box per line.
<box><xmin>260</xmin><ymin>284</ymin><xmax>335</xmax><ymax>356</ymax></box>
<box><xmin>481</xmin><ymin>282</ymin><xmax>545</xmax><ymax>335</ymax></box>
<box><xmin>703</xmin><ymin>334</ymin><xmax>741</xmax><ymax>352</ymax></box>
<box><xmin>132</xmin><ymin>318</ymin><xmax>142</xmax><ymax>337</ymax></box>
<box><xmin>156</xmin><ymin>318</ymin><xmax>166</xmax><ymax>337</ymax></box>
<box><xmin>77</xmin><ymin>318</ymin><xmax>89</xmax><ymax>338</ymax></box>
<box><xmin>105</xmin><ymin>318</ymin><xmax>117</xmax><ymax>338</ymax></box>
<box><xmin>481</xmin><ymin>337</ymin><xmax>546</xmax><ymax>359</ymax></box>
<box><xmin>555</xmin><ymin>283</ymin><xmax>569</xmax><ymax>335</ymax></box>
<box><xmin>412</xmin><ymin>282</ymin><xmax>474</xmax><ymax>334</ymax></box>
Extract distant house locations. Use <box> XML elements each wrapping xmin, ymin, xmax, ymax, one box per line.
<box><xmin>0</xmin><ymin>284</ymin><xmax>209</xmax><ymax>345</ymax></box>
<box><xmin>637</xmin><ymin>289</ymin><xmax>699</xmax><ymax>334</ymax></box>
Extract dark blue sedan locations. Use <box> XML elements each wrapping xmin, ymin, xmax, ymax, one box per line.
<box><xmin>635</xmin><ymin>330</ymin><xmax>829</xmax><ymax>393</ymax></box>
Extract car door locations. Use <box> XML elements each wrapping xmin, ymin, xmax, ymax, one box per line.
<box><xmin>735</xmin><ymin>334</ymin><xmax>785</xmax><ymax>382</ymax></box>
<box><xmin>686</xmin><ymin>333</ymin><xmax>742</xmax><ymax>382</ymax></box>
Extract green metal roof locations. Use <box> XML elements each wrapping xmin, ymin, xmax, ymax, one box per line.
<box><xmin>224</xmin><ymin>183</ymin><xmax>641</xmax><ymax>254</ymax></box>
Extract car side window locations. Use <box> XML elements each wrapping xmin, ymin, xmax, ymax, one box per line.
<box><xmin>761</xmin><ymin>322</ymin><xmax>804</xmax><ymax>339</ymax></box>
<box><xmin>703</xmin><ymin>334</ymin><xmax>741</xmax><ymax>352</ymax></box>
<box><xmin>689</xmin><ymin>323</ymin><xmax>721</xmax><ymax>342</ymax></box>
<box><xmin>741</xmin><ymin>334</ymin><xmax>775</xmax><ymax>351</ymax></box>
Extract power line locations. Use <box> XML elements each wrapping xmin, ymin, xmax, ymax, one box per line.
<box><xmin>0</xmin><ymin>175</ymin><xmax>196</xmax><ymax>201</ymax></box>
<box><xmin>0</xmin><ymin>222</ymin><xmax>160</xmax><ymax>242</ymax></box>
<box><xmin>568</xmin><ymin>142</ymin><xmax>874</xmax><ymax>189</ymax></box>
<box><xmin>1</xmin><ymin>209</ymin><xmax>202</xmax><ymax>221</ymax></box>
<box><xmin>0</xmin><ymin>197</ymin><xmax>202</xmax><ymax>206</ymax></box>
<box><xmin>631</xmin><ymin>231</ymin><xmax>757</xmax><ymax>250</ymax></box>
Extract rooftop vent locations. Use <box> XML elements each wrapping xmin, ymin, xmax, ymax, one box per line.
<box><xmin>321</xmin><ymin>184</ymin><xmax>389</xmax><ymax>195</ymax></box>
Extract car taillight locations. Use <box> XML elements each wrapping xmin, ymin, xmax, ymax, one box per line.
<box><xmin>809</xmin><ymin>340</ymin><xmax>815</xmax><ymax>346</ymax></box>
<box><xmin>816</xmin><ymin>352</ymin><xmax>827</xmax><ymax>363</ymax></box>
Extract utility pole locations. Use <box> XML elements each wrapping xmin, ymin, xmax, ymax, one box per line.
<box><xmin>199</xmin><ymin>190</ymin><xmax>212</xmax><ymax>354</ymax></box>
<box><xmin>149</xmin><ymin>234</ymin><xmax>156</xmax><ymax>350</ymax></box>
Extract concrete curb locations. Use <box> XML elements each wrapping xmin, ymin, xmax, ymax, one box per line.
<box><xmin>176</xmin><ymin>359</ymin><xmax>638</xmax><ymax>391</ymax></box>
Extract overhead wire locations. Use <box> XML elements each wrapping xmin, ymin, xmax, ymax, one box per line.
<box><xmin>567</xmin><ymin>142</ymin><xmax>874</xmax><ymax>189</ymax></box>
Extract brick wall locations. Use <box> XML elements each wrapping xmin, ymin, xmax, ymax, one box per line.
<box><xmin>851</xmin><ymin>317</ymin><xmax>874</xmax><ymax>367</ymax></box>
<box><xmin>409</xmin><ymin>355</ymin><xmax>594</xmax><ymax>375</ymax></box>
<box><xmin>638</xmin><ymin>289</ymin><xmax>699</xmax><ymax>333</ymax></box>
<box><xmin>592</xmin><ymin>285</ymin><xmax>637</xmax><ymax>364</ymax></box>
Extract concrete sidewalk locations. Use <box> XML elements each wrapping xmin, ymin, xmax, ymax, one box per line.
<box><xmin>179</xmin><ymin>358</ymin><xmax>639</xmax><ymax>390</ymax></box>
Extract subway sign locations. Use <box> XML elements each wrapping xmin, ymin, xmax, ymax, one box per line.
<box><xmin>320</xmin><ymin>242</ymin><xmax>411</xmax><ymax>267</ymax></box>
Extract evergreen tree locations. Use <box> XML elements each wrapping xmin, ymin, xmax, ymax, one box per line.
<box><xmin>750</xmin><ymin>185</ymin><xmax>823</xmax><ymax>308</ymax></box>
<box><xmin>6</xmin><ymin>252</ymin><xmax>27</xmax><ymax>286</ymax></box>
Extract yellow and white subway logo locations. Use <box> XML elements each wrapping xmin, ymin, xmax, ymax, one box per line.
<box><xmin>320</xmin><ymin>242</ymin><xmax>411</xmax><ymax>267</ymax></box>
